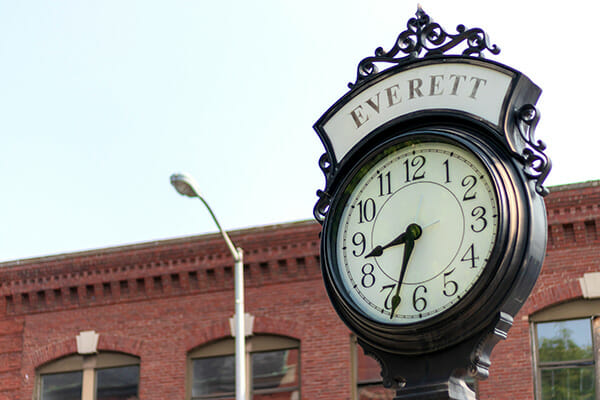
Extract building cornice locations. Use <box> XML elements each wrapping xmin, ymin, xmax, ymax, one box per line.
<box><xmin>0</xmin><ymin>220</ymin><xmax>322</xmax><ymax>316</ymax></box>
<box><xmin>548</xmin><ymin>179</ymin><xmax>600</xmax><ymax>193</ymax></box>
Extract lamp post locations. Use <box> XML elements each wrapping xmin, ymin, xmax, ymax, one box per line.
<box><xmin>170</xmin><ymin>172</ymin><xmax>247</xmax><ymax>400</ymax></box>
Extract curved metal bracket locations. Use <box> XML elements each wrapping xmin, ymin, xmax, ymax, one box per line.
<box><xmin>313</xmin><ymin>153</ymin><xmax>334</xmax><ymax>223</ymax></box>
<box><xmin>513</xmin><ymin>105</ymin><xmax>552</xmax><ymax>197</ymax></box>
<box><xmin>469</xmin><ymin>312</ymin><xmax>513</xmax><ymax>379</ymax></box>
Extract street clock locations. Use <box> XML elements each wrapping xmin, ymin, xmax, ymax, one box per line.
<box><xmin>313</xmin><ymin>8</ymin><xmax>551</xmax><ymax>399</ymax></box>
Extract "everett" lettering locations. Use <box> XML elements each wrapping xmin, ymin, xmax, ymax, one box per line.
<box><xmin>349</xmin><ymin>74</ymin><xmax>488</xmax><ymax>129</ymax></box>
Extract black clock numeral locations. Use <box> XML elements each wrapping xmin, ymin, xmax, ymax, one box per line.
<box><xmin>443</xmin><ymin>269</ymin><xmax>458</xmax><ymax>297</ymax></box>
<box><xmin>381</xmin><ymin>284</ymin><xmax>395</xmax><ymax>310</ymax></box>
<box><xmin>377</xmin><ymin>171</ymin><xmax>392</xmax><ymax>196</ymax></box>
<box><xmin>461</xmin><ymin>175</ymin><xmax>477</xmax><ymax>201</ymax></box>
<box><xmin>471</xmin><ymin>206</ymin><xmax>488</xmax><ymax>233</ymax></box>
<box><xmin>404</xmin><ymin>155</ymin><xmax>426</xmax><ymax>182</ymax></box>
<box><xmin>351</xmin><ymin>232</ymin><xmax>366</xmax><ymax>257</ymax></box>
<box><xmin>361</xmin><ymin>263</ymin><xmax>376</xmax><ymax>288</ymax></box>
<box><xmin>461</xmin><ymin>244</ymin><xmax>479</xmax><ymax>268</ymax></box>
<box><xmin>357</xmin><ymin>198</ymin><xmax>376</xmax><ymax>223</ymax></box>
<box><xmin>443</xmin><ymin>159</ymin><xmax>451</xmax><ymax>183</ymax></box>
<box><xmin>412</xmin><ymin>285</ymin><xmax>428</xmax><ymax>312</ymax></box>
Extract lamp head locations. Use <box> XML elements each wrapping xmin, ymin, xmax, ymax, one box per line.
<box><xmin>170</xmin><ymin>172</ymin><xmax>200</xmax><ymax>198</ymax></box>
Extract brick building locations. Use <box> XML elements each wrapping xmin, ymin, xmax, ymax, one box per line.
<box><xmin>0</xmin><ymin>180</ymin><xmax>598</xmax><ymax>400</ymax></box>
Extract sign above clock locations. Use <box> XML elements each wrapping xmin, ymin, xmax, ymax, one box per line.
<box><xmin>321</xmin><ymin>61</ymin><xmax>513</xmax><ymax>165</ymax></box>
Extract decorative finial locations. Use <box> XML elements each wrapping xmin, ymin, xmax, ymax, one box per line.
<box><xmin>349</xmin><ymin>7</ymin><xmax>500</xmax><ymax>88</ymax></box>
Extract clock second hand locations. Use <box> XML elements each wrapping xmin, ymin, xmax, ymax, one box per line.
<box><xmin>422</xmin><ymin>219</ymin><xmax>440</xmax><ymax>229</ymax></box>
<box><xmin>390</xmin><ymin>223</ymin><xmax>422</xmax><ymax>319</ymax></box>
<box><xmin>414</xmin><ymin>194</ymin><xmax>424</xmax><ymax>224</ymax></box>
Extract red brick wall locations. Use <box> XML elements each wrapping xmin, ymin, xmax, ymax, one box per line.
<box><xmin>0</xmin><ymin>221</ymin><xmax>353</xmax><ymax>400</ymax></box>
<box><xmin>479</xmin><ymin>181</ymin><xmax>600</xmax><ymax>399</ymax></box>
<box><xmin>0</xmin><ymin>182</ymin><xmax>599</xmax><ymax>400</ymax></box>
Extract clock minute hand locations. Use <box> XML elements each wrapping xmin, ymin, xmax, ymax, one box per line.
<box><xmin>364</xmin><ymin>231</ymin><xmax>407</xmax><ymax>258</ymax></box>
<box><xmin>390</xmin><ymin>223</ymin><xmax>422</xmax><ymax>319</ymax></box>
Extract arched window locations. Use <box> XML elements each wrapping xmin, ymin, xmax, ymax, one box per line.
<box><xmin>36</xmin><ymin>352</ymin><xmax>140</xmax><ymax>400</ymax></box>
<box><xmin>187</xmin><ymin>335</ymin><xmax>300</xmax><ymax>400</ymax></box>
<box><xmin>531</xmin><ymin>299</ymin><xmax>600</xmax><ymax>400</ymax></box>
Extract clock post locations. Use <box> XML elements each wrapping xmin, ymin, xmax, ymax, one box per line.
<box><xmin>313</xmin><ymin>8</ymin><xmax>551</xmax><ymax>400</ymax></box>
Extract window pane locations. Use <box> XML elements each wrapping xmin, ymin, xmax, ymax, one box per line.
<box><xmin>541</xmin><ymin>367</ymin><xmax>595</xmax><ymax>400</ymax></box>
<box><xmin>96</xmin><ymin>365</ymin><xmax>139</xmax><ymax>400</ymax></box>
<box><xmin>538</xmin><ymin>319</ymin><xmax>593</xmax><ymax>363</ymax></box>
<box><xmin>41</xmin><ymin>371</ymin><xmax>82</xmax><ymax>400</ymax></box>
<box><xmin>192</xmin><ymin>355</ymin><xmax>235</xmax><ymax>398</ymax></box>
<box><xmin>252</xmin><ymin>349</ymin><xmax>299</xmax><ymax>392</ymax></box>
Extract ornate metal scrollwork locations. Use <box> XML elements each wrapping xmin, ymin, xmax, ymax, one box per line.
<box><xmin>514</xmin><ymin>104</ymin><xmax>552</xmax><ymax>197</ymax></box>
<box><xmin>349</xmin><ymin>6</ymin><xmax>500</xmax><ymax>89</ymax></box>
<box><xmin>313</xmin><ymin>153</ymin><xmax>333</xmax><ymax>223</ymax></box>
<box><xmin>313</xmin><ymin>189</ymin><xmax>330</xmax><ymax>224</ymax></box>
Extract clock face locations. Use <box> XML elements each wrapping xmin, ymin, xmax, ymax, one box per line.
<box><xmin>332</xmin><ymin>139</ymin><xmax>499</xmax><ymax>325</ymax></box>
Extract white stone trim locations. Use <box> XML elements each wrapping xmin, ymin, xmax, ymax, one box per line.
<box><xmin>229</xmin><ymin>313</ymin><xmax>255</xmax><ymax>337</ymax></box>
<box><xmin>76</xmin><ymin>330</ymin><xmax>99</xmax><ymax>354</ymax></box>
<box><xmin>579</xmin><ymin>272</ymin><xmax>600</xmax><ymax>299</ymax></box>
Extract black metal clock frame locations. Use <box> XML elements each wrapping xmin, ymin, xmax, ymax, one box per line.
<box><xmin>313</xmin><ymin>8</ymin><xmax>551</xmax><ymax>400</ymax></box>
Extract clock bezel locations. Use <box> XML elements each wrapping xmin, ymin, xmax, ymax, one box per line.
<box><xmin>320</xmin><ymin>121</ymin><xmax>530</xmax><ymax>354</ymax></box>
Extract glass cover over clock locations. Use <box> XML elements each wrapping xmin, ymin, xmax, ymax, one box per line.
<box><xmin>332</xmin><ymin>138</ymin><xmax>499</xmax><ymax>325</ymax></box>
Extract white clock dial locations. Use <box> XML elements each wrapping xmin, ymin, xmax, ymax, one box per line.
<box><xmin>334</xmin><ymin>140</ymin><xmax>498</xmax><ymax>324</ymax></box>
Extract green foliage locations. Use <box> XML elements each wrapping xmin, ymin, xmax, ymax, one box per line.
<box><xmin>539</xmin><ymin>326</ymin><xmax>593</xmax><ymax>362</ymax></box>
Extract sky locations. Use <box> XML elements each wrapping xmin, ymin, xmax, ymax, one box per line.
<box><xmin>1</xmin><ymin>1</ymin><xmax>599</xmax><ymax>262</ymax></box>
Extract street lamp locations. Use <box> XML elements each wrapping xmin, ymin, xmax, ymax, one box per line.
<box><xmin>170</xmin><ymin>172</ymin><xmax>247</xmax><ymax>400</ymax></box>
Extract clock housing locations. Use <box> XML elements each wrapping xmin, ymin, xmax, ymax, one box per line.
<box><xmin>321</xmin><ymin>121</ymin><xmax>539</xmax><ymax>354</ymax></box>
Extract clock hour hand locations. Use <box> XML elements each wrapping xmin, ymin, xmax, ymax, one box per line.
<box><xmin>364</xmin><ymin>231</ymin><xmax>407</xmax><ymax>258</ymax></box>
<box><xmin>390</xmin><ymin>223</ymin><xmax>422</xmax><ymax>319</ymax></box>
